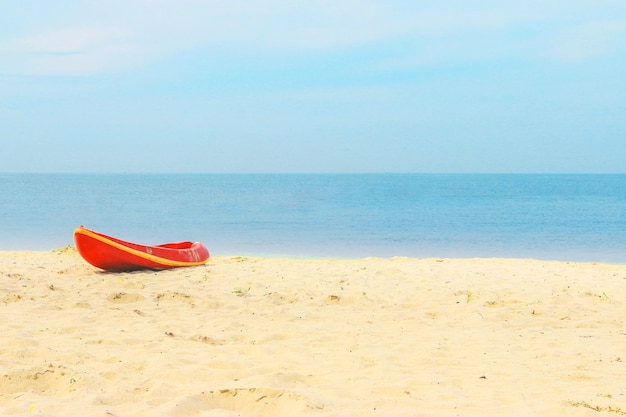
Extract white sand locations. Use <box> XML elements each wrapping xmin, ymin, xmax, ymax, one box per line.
<box><xmin>1</xmin><ymin>248</ymin><xmax>626</xmax><ymax>416</ymax></box>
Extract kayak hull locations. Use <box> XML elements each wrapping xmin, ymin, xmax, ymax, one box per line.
<box><xmin>74</xmin><ymin>226</ymin><xmax>210</xmax><ymax>272</ymax></box>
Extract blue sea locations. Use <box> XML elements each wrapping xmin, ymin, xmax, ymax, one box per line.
<box><xmin>1</xmin><ymin>174</ymin><xmax>625</xmax><ymax>263</ymax></box>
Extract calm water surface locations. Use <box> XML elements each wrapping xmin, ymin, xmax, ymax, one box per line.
<box><xmin>1</xmin><ymin>174</ymin><xmax>625</xmax><ymax>262</ymax></box>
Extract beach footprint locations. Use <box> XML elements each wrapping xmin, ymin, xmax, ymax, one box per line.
<box><xmin>1</xmin><ymin>364</ymin><xmax>77</xmax><ymax>397</ymax></box>
<box><xmin>154</xmin><ymin>291</ymin><xmax>196</xmax><ymax>307</ymax></box>
<box><xmin>106</xmin><ymin>292</ymin><xmax>145</xmax><ymax>304</ymax></box>
<box><xmin>2</xmin><ymin>293</ymin><xmax>24</xmax><ymax>303</ymax></box>
<box><xmin>164</xmin><ymin>388</ymin><xmax>319</xmax><ymax>417</ymax></box>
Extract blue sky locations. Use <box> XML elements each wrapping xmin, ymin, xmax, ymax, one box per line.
<box><xmin>1</xmin><ymin>1</ymin><xmax>625</xmax><ymax>173</ymax></box>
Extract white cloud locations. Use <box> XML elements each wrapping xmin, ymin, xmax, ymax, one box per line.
<box><xmin>0</xmin><ymin>26</ymin><xmax>144</xmax><ymax>75</ymax></box>
<box><xmin>6</xmin><ymin>27</ymin><xmax>127</xmax><ymax>55</ymax></box>
<box><xmin>2</xmin><ymin>1</ymin><xmax>625</xmax><ymax>76</ymax></box>
<box><xmin>546</xmin><ymin>20</ymin><xmax>626</xmax><ymax>62</ymax></box>
<box><xmin>153</xmin><ymin>1</ymin><xmax>540</xmax><ymax>52</ymax></box>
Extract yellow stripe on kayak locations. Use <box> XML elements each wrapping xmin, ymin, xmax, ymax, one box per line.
<box><xmin>74</xmin><ymin>227</ymin><xmax>208</xmax><ymax>268</ymax></box>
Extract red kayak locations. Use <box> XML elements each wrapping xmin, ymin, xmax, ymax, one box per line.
<box><xmin>74</xmin><ymin>226</ymin><xmax>210</xmax><ymax>272</ymax></box>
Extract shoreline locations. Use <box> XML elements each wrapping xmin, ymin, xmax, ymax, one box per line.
<box><xmin>2</xmin><ymin>249</ymin><xmax>625</xmax><ymax>416</ymax></box>
<box><xmin>3</xmin><ymin>246</ymin><xmax>625</xmax><ymax>266</ymax></box>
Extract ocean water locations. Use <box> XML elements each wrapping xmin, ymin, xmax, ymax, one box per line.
<box><xmin>1</xmin><ymin>174</ymin><xmax>625</xmax><ymax>262</ymax></box>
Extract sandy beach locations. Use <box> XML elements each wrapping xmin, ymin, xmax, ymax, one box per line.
<box><xmin>1</xmin><ymin>248</ymin><xmax>625</xmax><ymax>416</ymax></box>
